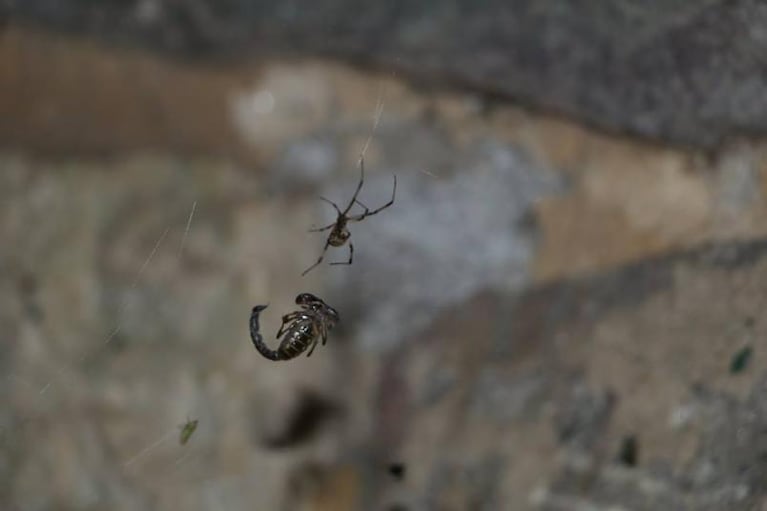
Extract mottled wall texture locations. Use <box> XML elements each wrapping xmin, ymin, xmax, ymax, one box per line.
<box><xmin>12</xmin><ymin>0</ymin><xmax>767</xmax><ymax>147</ymax></box>
<box><xmin>4</xmin><ymin>3</ymin><xmax>767</xmax><ymax>510</ymax></box>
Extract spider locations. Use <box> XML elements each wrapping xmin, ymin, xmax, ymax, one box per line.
<box><xmin>249</xmin><ymin>293</ymin><xmax>340</xmax><ymax>361</ymax></box>
<box><xmin>302</xmin><ymin>157</ymin><xmax>397</xmax><ymax>276</ymax></box>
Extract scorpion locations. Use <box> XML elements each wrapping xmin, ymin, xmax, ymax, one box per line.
<box><xmin>249</xmin><ymin>293</ymin><xmax>340</xmax><ymax>361</ymax></box>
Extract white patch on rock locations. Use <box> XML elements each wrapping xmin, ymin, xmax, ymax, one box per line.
<box><xmin>327</xmin><ymin>140</ymin><xmax>563</xmax><ymax>350</ymax></box>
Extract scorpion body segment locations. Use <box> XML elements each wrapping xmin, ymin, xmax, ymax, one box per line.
<box><xmin>249</xmin><ymin>293</ymin><xmax>340</xmax><ymax>361</ymax></box>
<box><xmin>249</xmin><ymin>305</ymin><xmax>281</xmax><ymax>361</ymax></box>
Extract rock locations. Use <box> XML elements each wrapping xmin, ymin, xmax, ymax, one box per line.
<box><xmin>6</xmin><ymin>27</ymin><xmax>767</xmax><ymax>510</ymax></box>
<box><xmin>11</xmin><ymin>1</ymin><xmax>767</xmax><ymax>146</ymax></box>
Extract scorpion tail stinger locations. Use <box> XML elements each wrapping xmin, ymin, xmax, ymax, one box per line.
<box><xmin>249</xmin><ymin>305</ymin><xmax>283</xmax><ymax>361</ymax></box>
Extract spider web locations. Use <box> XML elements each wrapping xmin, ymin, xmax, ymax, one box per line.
<box><xmin>3</xmin><ymin>86</ymin><xmax>391</xmax><ymax>510</ymax></box>
<box><xmin>4</xmin><ymin>197</ymin><xmax>203</xmax><ymax>507</ymax></box>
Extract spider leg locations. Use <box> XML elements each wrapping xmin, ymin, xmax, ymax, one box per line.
<box><xmin>308</xmin><ymin>222</ymin><xmax>336</xmax><ymax>233</ymax></box>
<box><xmin>318</xmin><ymin>196</ymin><xmax>343</xmax><ymax>216</ymax></box>
<box><xmin>277</xmin><ymin>312</ymin><xmax>301</xmax><ymax>337</ymax></box>
<box><xmin>309</xmin><ymin>197</ymin><xmax>343</xmax><ymax>232</ymax></box>
<box><xmin>321</xmin><ymin>324</ymin><xmax>329</xmax><ymax>346</ymax></box>
<box><xmin>330</xmin><ymin>242</ymin><xmax>353</xmax><ymax>266</ymax></box>
<box><xmin>353</xmin><ymin>199</ymin><xmax>370</xmax><ymax>216</ymax></box>
<box><xmin>340</xmin><ymin>156</ymin><xmax>367</xmax><ymax>216</ymax></box>
<box><xmin>302</xmin><ymin>238</ymin><xmax>333</xmax><ymax>276</ymax></box>
<box><xmin>350</xmin><ymin>174</ymin><xmax>397</xmax><ymax>222</ymax></box>
<box><xmin>306</xmin><ymin>336</ymin><xmax>319</xmax><ymax>357</ymax></box>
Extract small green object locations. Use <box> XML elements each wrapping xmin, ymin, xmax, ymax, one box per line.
<box><xmin>179</xmin><ymin>418</ymin><xmax>198</xmax><ymax>445</ymax></box>
<box><xmin>730</xmin><ymin>346</ymin><xmax>753</xmax><ymax>374</ymax></box>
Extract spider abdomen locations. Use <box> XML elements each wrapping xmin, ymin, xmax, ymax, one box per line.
<box><xmin>328</xmin><ymin>227</ymin><xmax>350</xmax><ymax>247</ymax></box>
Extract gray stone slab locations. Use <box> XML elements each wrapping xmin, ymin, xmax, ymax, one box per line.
<box><xmin>10</xmin><ymin>0</ymin><xmax>767</xmax><ymax>147</ymax></box>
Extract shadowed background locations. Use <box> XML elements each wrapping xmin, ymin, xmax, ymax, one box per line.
<box><xmin>4</xmin><ymin>2</ymin><xmax>767</xmax><ymax>510</ymax></box>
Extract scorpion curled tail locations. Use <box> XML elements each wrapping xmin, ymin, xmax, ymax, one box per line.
<box><xmin>249</xmin><ymin>305</ymin><xmax>283</xmax><ymax>361</ymax></box>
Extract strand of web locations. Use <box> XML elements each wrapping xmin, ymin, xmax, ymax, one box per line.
<box><xmin>358</xmin><ymin>80</ymin><xmax>437</xmax><ymax>179</ymax></box>
<box><xmin>20</xmin><ymin>201</ymin><xmax>200</xmax><ymax>474</ymax></box>
<box><xmin>122</xmin><ymin>200</ymin><xmax>202</xmax><ymax>472</ymax></box>
<box><xmin>77</xmin><ymin>421</ymin><xmax>196</xmax><ymax>506</ymax></box>
<box><xmin>357</xmin><ymin>83</ymin><xmax>386</xmax><ymax>169</ymax></box>
<box><xmin>2</xmin><ymin>201</ymin><xmax>197</xmax><ymax>503</ymax></box>
<box><xmin>115</xmin><ymin>202</ymin><xmax>202</xmax><ymax>471</ymax></box>
<box><xmin>31</xmin><ymin>201</ymin><xmax>197</xmax><ymax>398</ymax></box>
<box><xmin>120</xmin><ymin>420</ymin><xmax>201</xmax><ymax>471</ymax></box>
<box><xmin>123</xmin><ymin>422</ymin><xmax>201</xmax><ymax>475</ymax></box>
<box><xmin>27</xmin><ymin>227</ymin><xmax>168</xmax><ymax>395</ymax></box>
<box><xmin>122</xmin><ymin>426</ymin><xmax>178</xmax><ymax>469</ymax></box>
<box><xmin>309</xmin><ymin>87</ymin><xmax>385</xmax><ymax>231</ymax></box>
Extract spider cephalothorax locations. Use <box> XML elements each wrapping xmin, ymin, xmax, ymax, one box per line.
<box><xmin>250</xmin><ymin>293</ymin><xmax>340</xmax><ymax>361</ymax></box>
<box><xmin>302</xmin><ymin>157</ymin><xmax>396</xmax><ymax>276</ymax></box>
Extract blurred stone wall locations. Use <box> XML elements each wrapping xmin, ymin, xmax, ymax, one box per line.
<box><xmin>3</xmin><ymin>15</ymin><xmax>767</xmax><ymax>511</ymax></box>
<box><xmin>10</xmin><ymin>0</ymin><xmax>767</xmax><ymax>147</ymax></box>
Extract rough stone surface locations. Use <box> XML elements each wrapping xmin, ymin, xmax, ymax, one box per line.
<box><xmin>366</xmin><ymin>238</ymin><xmax>767</xmax><ymax>511</ymax></box>
<box><xmin>10</xmin><ymin>0</ymin><xmax>767</xmax><ymax>147</ymax></box>
<box><xmin>323</xmin><ymin>138</ymin><xmax>563</xmax><ymax>351</ymax></box>
<box><xmin>6</xmin><ymin>27</ymin><xmax>767</xmax><ymax>511</ymax></box>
